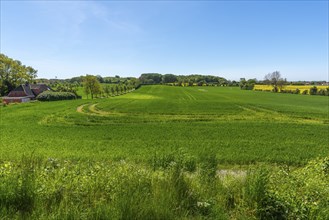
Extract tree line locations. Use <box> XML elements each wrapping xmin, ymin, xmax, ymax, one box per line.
<box><xmin>1</xmin><ymin>53</ymin><xmax>327</xmax><ymax>98</ymax></box>
<box><xmin>239</xmin><ymin>71</ymin><xmax>286</xmax><ymax>91</ymax></box>
<box><xmin>240</xmin><ymin>71</ymin><xmax>329</xmax><ymax>96</ymax></box>
<box><xmin>82</xmin><ymin>75</ymin><xmax>138</xmax><ymax>99</ymax></box>
<box><xmin>139</xmin><ymin>73</ymin><xmax>238</xmax><ymax>86</ymax></box>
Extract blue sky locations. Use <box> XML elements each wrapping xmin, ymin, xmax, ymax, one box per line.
<box><xmin>1</xmin><ymin>1</ymin><xmax>328</xmax><ymax>81</ymax></box>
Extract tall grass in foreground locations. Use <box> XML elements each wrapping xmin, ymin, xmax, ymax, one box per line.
<box><xmin>0</xmin><ymin>155</ymin><xmax>328</xmax><ymax>219</ymax></box>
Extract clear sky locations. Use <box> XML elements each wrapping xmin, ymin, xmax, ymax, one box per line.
<box><xmin>1</xmin><ymin>1</ymin><xmax>328</xmax><ymax>81</ymax></box>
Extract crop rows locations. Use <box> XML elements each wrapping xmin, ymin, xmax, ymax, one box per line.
<box><xmin>1</xmin><ymin>85</ymin><xmax>329</xmax><ymax>218</ymax></box>
<box><xmin>1</xmin><ymin>86</ymin><xmax>328</xmax><ymax>164</ymax></box>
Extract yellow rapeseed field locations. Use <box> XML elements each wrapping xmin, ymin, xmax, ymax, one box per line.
<box><xmin>254</xmin><ymin>85</ymin><xmax>328</xmax><ymax>93</ymax></box>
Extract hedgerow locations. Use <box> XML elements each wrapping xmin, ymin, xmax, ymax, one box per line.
<box><xmin>37</xmin><ymin>91</ymin><xmax>77</xmax><ymax>101</ymax></box>
<box><xmin>253</xmin><ymin>85</ymin><xmax>329</xmax><ymax>96</ymax></box>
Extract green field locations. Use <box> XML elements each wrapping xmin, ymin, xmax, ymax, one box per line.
<box><xmin>1</xmin><ymin>85</ymin><xmax>328</xmax><ymax>164</ymax></box>
<box><xmin>1</xmin><ymin>85</ymin><xmax>329</xmax><ymax>219</ymax></box>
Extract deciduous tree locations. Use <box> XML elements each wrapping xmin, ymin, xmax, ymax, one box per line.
<box><xmin>0</xmin><ymin>53</ymin><xmax>37</xmax><ymax>95</ymax></box>
<box><xmin>83</xmin><ymin>75</ymin><xmax>101</xmax><ymax>99</ymax></box>
<box><xmin>264</xmin><ymin>71</ymin><xmax>284</xmax><ymax>92</ymax></box>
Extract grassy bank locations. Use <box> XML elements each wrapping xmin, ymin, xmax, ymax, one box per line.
<box><xmin>0</xmin><ymin>156</ymin><xmax>328</xmax><ymax>219</ymax></box>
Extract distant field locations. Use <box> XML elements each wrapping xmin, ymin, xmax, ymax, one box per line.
<box><xmin>1</xmin><ymin>85</ymin><xmax>328</xmax><ymax>164</ymax></box>
<box><xmin>254</xmin><ymin>84</ymin><xmax>329</xmax><ymax>93</ymax></box>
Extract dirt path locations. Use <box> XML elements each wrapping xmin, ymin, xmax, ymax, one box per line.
<box><xmin>76</xmin><ymin>104</ymin><xmax>88</xmax><ymax>113</ymax></box>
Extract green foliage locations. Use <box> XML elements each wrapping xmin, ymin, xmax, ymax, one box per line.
<box><xmin>162</xmin><ymin>74</ymin><xmax>178</xmax><ymax>83</ymax></box>
<box><xmin>150</xmin><ymin>148</ymin><xmax>197</xmax><ymax>172</ymax></box>
<box><xmin>309</xmin><ymin>86</ymin><xmax>318</xmax><ymax>95</ymax></box>
<box><xmin>54</xmin><ymin>82</ymin><xmax>79</xmax><ymax>96</ymax></box>
<box><xmin>37</xmin><ymin>91</ymin><xmax>77</xmax><ymax>101</ymax></box>
<box><xmin>83</xmin><ymin>75</ymin><xmax>102</xmax><ymax>99</ymax></box>
<box><xmin>272</xmin><ymin>86</ymin><xmax>279</xmax><ymax>92</ymax></box>
<box><xmin>264</xmin><ymin>71</ymin><xmax>285</xmax><ymax>87</ymax></box>
<box><xmin>268</xmin><ymin>157</ymin><xmax>329</xmax><ymax>219</ymax></box>
<box><xmin>0</xmin><ymin>53</ymin><xmax>37</xmax><ymax>96</ymax></box>
<box><xmin>1</xmin><ymin>156</ymin><xmax>327</xmax><ymax>219</ymax></box>
<box><xmin>245</xmin><ymin>167</ymin><xmax>283</xmax><ymax>219</ymax></box>
<box><xmin>0</xmin><ymin>157</ymin><xmax>214</xmax><ymax>219</ymax></box>
<box><xmin>1</xmin><ymin>86</ymin><xmax>328</xmax><ymax>164</ymax></box>
<box><xmin>280</xmin><ymin>88</ymin><xmax>301</xmax><ymax>94</ymax></box>
<box><xmin>1</xmin><ymin>85</ymin><xmax>329</xmax><ymax>218</ymax></box>
<box><xmin>139</xmin><ymin>73</ymin><xmax>228</xmax><ymax>86</ymax></box>
<box><xmin>139</xmin><ymin>73</ymin><xmax>163</xmax><ymax>84</ymax></box>
<box><xmin>199</xmin><ymin>148</ymin><xmax>218</xmax><ymax>180</ymax></box>
<box><xmin>239</xmin><ymin>78</ymin><xmax>256</xmax><ymax>90</ymax></box>
<box><xmin>317</xmin><ymin>88</ymin><xmax>329</xmax><ymax>96</ymax></box>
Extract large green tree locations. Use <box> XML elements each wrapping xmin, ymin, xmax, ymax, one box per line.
<box><xmin>162</xmin><ymin>74</ymin><xmax>177</xmax><ymax>83</ymax></box>
<box><xmin>83</xmin><ymin>75</ymin><xmax>102</xmax><ymax>99</ymax></box>
<box><xmin>0</xmin><ymin>53</ymin><xmax>37</xmax><ymax>95</ymax></box>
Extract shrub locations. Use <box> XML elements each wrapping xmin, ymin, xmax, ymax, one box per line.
<box><xmin>37</xmin><ymin>91</ymin><xmax>77</xmax><ymax>101</ymax></box>
<box><xmin>269</xmin><ymin>157</ymin><xmax>329</xmax><ymax>219</ymax></box>
<box><xmin>240</xmin><ymin>84</ymin><xmax>254</xmax><ymax>90</ymax></box>
<box><xmin>302</xmin><ymin>90</ymin><xmax>308</xmax><ymax>95</ymax></box>
<box><xmin>309</xmin><ymin>86</ymin><xmax>318</xmax><ymax>95</ymax></box>
<box><xmin>317</xmin><ymin>89</ymin><xmax>326</xmax><ymax>96</ymax></box>
<box><xmin>280</xmin><ymin>89</ymin><xmax>292</xmax><ymax>94</ymax></box>
<box><xmin>272</xmin><ymin>86</ymin><xmax>278</xmax><ymax>93</ymax></box>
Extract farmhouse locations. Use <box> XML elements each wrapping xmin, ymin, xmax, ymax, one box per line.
<box><xmin>2</xmin><ymin>83</ymin><xmax>51</xmax><ymax>103</ymax></box>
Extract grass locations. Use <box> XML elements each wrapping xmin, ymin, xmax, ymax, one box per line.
<box><xmin>1</xmin><ymin>85</ymin><xmax>328</xmax><ymax>219</ymax></box>
<box><xmin>1</xmin><ymin>156</ymin><xmax>328</xmax><ymax>219</ymax></box>
<box><xmin>1</xmin><ymin>86</ymin><xmax>327</xmax><ymax>164</ymax></box>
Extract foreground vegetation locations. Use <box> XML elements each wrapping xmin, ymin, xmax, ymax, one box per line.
<box><xmin>1</xmin><ymin>85</ymin><xmax>328</xmax><ymax>219</ymax></box>
<box><xmin>0</xmin><ymin>156</ymin><xmax>328</xmax><ymax>219</ymax></box>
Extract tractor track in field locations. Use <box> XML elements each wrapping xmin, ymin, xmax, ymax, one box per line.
<box><xmin>76</xmin><ymin>104</ymin><xmax>88</xmax><ymax>113</ymax></box>
<box><xmin>237</xmin><ymin>105</ymin><xmax>323</xmax><ymax>124</ymax></box>
<box><xmin>76</xmin><ymin>103</ymin><xmax>325</xmax><ymax>125</ymax></box>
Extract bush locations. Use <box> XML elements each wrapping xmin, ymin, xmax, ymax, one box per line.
<box><xmin>309</xmin><ymin>86</ymin><xmax>318</xmax><ymax>95</ymax></box>
<box><xmin>37</xmin><ymin>91</ymin><xmax>77</xmax><ymax>101</ymax></box>
<box><xmin>272</xmin><ymin>86</ymin><xmax>278</xmax><ymax>93</ymax></box>
<box><xmin>240</xmin><ymin>84</ymin><xmax>254</xmax><ymax>90</ymax></box>
<box><xmin>317</xmin><ymin>89</ymin><xmax>326</xmax><ymax>96</ymax></box>
<box><xmin>280</xmin><ymin>89</ymin><xmax>292</xmax><ymax>94</ymax></box>
<box><xmin>269</xmin><ymin>157</ymin><xmax>329</xmax><ymax>219</ymax></box>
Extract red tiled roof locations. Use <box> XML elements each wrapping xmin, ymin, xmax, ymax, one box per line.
<box><xmin>7</xmin><ymin>83</ymin><xmax>50</xmax><ymax>98</ymax></box>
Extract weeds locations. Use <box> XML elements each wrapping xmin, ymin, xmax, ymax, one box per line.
<box><xmin>0</xmin><ymin>156</ymin><xmax>328</xmax><ymax>219</ymax></box>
